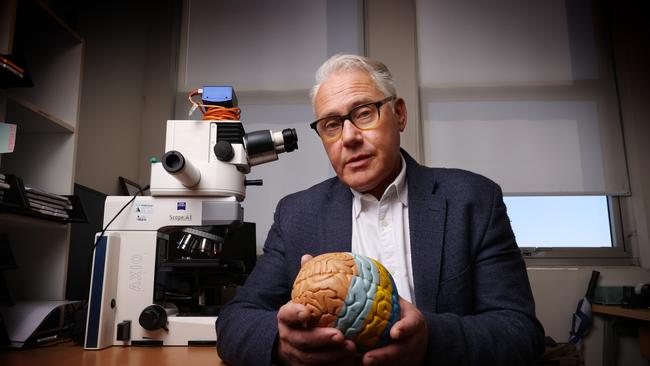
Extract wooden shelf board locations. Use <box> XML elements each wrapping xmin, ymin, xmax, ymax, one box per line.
<box><xmin>0</xmin><ymin>212</ymin><xmax>69</xmax><ymax>230</ymax></box>
<box><xmin>30</xmin><ymin>0</ymin><xmax>83</xmax><ymax>44</ymax></box>
<box><xmin>13</xmin><ymin>0</ymin><xmax>83</xmax><ymax>48</ymax></box>
<box><xmin>3</xmin><ymin>92</ymin><xmax>75</xmax><ymax>133</ymax></box>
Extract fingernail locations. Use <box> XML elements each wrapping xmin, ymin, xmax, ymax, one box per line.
<box><xmin>366</xmin><ymin>356</ymin><xmax>376</xmax><ymax>366</ymax></box>
<box><xmin>331</xmin><ymin>333</ymin><xmax>343</xmax><ymax>342</ymax></box>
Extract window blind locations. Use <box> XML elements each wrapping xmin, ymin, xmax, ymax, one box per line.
<box><xmin>416</xmin><ymin>0</ymin><xmax>629</xmax><ymax>195</ymax></box>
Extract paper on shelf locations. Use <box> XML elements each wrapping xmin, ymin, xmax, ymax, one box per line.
<box><xmin>0</xmin><ymin>300</ymin><xmax>79</xmax><ymax>347</ymax></box>
<box><xmin>0</xmin><ymin>122</ymin><xmax>17</xmax><ymax>153</ymax></box>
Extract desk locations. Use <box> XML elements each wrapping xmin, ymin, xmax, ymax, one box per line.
<box><xmin>0</xmin><ymin>340</ymin><xmax>228</xmax><ymax>366</ymax></box>
<box><xmin>592</xmin><ymin>304</ymin><xmax>650</xmax><ymax>366</ymax></box>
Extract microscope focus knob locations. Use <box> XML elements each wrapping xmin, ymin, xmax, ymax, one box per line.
<box><xmin>139</xmin><ymin>304</ymin><xmax>169</xmax><ymax>331</ymax></box>
<box><xmin>214</xmin><ymin>140</ymin><xmax>235</xmax><ymax>161</ymax></box>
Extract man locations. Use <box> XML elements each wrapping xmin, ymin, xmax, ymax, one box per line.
<box><xmin>216</xmin><ymin>54</ymin><xmax>545</xmax><ymax>365</ymax></box>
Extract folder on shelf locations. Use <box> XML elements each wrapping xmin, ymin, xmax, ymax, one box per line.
<box><xmin>0</xmin><ymin>55</ymin><xmax>25</xmax><ymax>75</ymax></box>
<box><xmin>24</xmin><ymin>187</ymin><xmax>74</xmax><ymax>220</ymax></box>
<box><xmin>25</xmin><ymin>188</ymin><xmax>73</xmax><ymax>209</ymax></box>
<box><xmin>0</xmin><ymin>175</ymin><xmax>87</xmax><ymax>223</ymax></box>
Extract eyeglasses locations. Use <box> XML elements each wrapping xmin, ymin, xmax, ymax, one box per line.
<box><xmin>310</xmin><ymin>96</ymin><xmax>396</xmax><ymax>142</ymax></box>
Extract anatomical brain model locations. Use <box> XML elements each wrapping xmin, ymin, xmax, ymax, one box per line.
<box><xmin>291</xmin><ymin>252</ymin><xmax>401</xmax><ymax>351</ymax></box>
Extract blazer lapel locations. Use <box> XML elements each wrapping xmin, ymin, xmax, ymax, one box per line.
<box><xmin>406</xmin><ymin>154</ymin><xmax>447</xmax><ymax>311</ymax></box>
<box><xmin>319</xmin><ymin>179</ymin><xmax>353</xmax><ymax>253</ymax></box>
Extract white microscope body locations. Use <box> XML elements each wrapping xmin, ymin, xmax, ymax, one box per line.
<box><xmin>84</xmin><ymin>90</ymin><xmax>298</xmax><ymax>349</ymax></box>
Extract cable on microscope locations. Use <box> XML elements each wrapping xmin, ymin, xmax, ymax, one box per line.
<box><xmin>187</xmin><ymin>89</ymin><xmax>241</xmax><ymax>121</ymax></box>
<box><xmin>92</xmin><ymin>184</ymin><xmax>150</xmax><ymax>251</ymax></box>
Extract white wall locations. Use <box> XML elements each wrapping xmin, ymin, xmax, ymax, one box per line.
<box><xmin>612</xmin><ymin>2</ymin><xmax>650</xmax><ymax>270</ymax></box>
<box><xmin>74</xmin><ymin>4</ymin><xmax>145</xmax><ymax>194</ymax></box>
<box><xmin>75</xmin><ymin>2</ymin><xmax>177</xmax><ymax>195</ymax></box>
<box><xmin>136</xmin><ymin>2</ymin><xmax>179</xmax><ymax>187</ymax></box>
<box><xmin>366</xmin><ymin>0</ymin><xmax>422</xmax><ymax>160</ymax></box>
<box><xmin>529</xmin><ymin>267</ymin><xmax>650</xmax><ymax>366</ymax></box>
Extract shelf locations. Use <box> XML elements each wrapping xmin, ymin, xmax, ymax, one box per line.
<box><xmin>0</xmin><ymin>174</ymin><xmax>87</xmax><ymax>225</ymax></box>
<box><xmin>0</xmin><ymin>132</ymin><xmax>77</xmax><ymax>194</ymax></box>
<box><xmin>8</xmin><ymin>0</ymin><xmax>82</xmax><ymax>49</ymax></box>
<box><xmin>0</xmin><ymin>0</ymin><xmax>84</xmax><ymax>305</ymax></box>
<box><xmin>2</xmin><ymin>0</ymin><xmax>83</xmax><ymax>130</ymax></box>
<box><xmin>592</xmin><ymin>304</ymin><xmax>650</xmax><ymax>321</ymax></box>
<box><xmin>25</xmin><ymin>1</ymin><xmax>83</xmax><ymax>44</ymax></box>
<box><xmin>0</xmin><ymin>212</ymin><xmax>69</xmax><ymax>230</ymax></box>
<box><xmin>3</xmin><ymin>92</ymin><xmax>74</xmax><ymax>133</ymax></box>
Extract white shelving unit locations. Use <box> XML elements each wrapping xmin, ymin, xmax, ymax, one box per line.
<box><xmin>0</xmin><ymin>0</ymin><xmax>84</xmax><ymax>302</ymax></box>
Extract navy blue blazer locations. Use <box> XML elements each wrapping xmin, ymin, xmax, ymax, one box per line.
<box><xmin>217</xmin><ymin>151</ymin><xmax>545</xmax><ymax>365</ymax></box>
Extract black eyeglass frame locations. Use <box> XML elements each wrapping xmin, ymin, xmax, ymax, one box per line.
<box><xmin>309</xmin><ymin>95</ymin><xmax>396</xmax><ymax>138</ymax></box>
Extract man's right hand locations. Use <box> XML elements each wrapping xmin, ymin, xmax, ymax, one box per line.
<box><xmin>276</xmin><ymin>302</ymin><xmax>357</xmax><ymax>365</ymax></box>
<box><xmin>275</xmin><ymin>254</ymin><xmax>357</xmax><ymax>365</ymax></box>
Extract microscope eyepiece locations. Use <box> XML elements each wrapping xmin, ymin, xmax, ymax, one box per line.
<box><xmin>161</xmin><ymin>150</ymin><xmax>201</xmax><ymax>188</ymax></box>
<box><xmin>162</xmin><ymin>151</ymin><xmax>185</xmax><ymax>173</ymax></box>
<box><xmin>282</xmin><ymin>128</ymin><xmax>298</xmax><ymax>153</ymax></box>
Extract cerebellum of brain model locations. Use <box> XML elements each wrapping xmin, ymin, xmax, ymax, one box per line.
<box><xmin>291</xmin><ymin>252</ymin><xmax>401</xmax><ymax>351</ymax></box>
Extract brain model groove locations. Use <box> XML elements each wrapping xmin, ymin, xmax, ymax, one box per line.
<box><xmin>291</xmin><ymin>252</ymin><xmax>401</xmax><ymax>351</ymax></box>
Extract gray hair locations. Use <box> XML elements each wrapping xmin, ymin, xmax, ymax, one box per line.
<box><xmin>310</xmin><ymin>54</ymin><xmax>397</xmax><ymax>105</ymax></box>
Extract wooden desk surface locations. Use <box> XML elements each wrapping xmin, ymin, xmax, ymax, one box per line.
<box><xmin>0</xmin><ymin>340</ymin><xmax>228</xmax><ymax>366</ymax></box>
<box><xmin>592</xmin><ymin>304</ymin><xmax>650</xmax><ymax>322</ymax></box>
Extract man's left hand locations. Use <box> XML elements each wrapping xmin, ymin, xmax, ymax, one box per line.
<box><xmin>361</xmin><ymin>297</ymin><xmax>428</xmax><ymax>366</ymax></box>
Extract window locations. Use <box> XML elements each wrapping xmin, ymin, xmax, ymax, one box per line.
<box><xmin>504</xmin><ymin>196</ymin><xmax>612</xmax><ymax>248</ymax></box>
<box><xmin>415</xmin><ymin>0</ymin><xmax>631</xmax><ymax>258</ymax></box>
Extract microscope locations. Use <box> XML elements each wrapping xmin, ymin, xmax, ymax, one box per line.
<box><xmin>84</xmin><ymin>87</ymin><xmax>298</xmax><ymax>349</ymax></box>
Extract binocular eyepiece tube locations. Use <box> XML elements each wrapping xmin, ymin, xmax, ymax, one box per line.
<box><xmin>162</xmin><ymin>150</ymin><xmax>201</xmax><ymax>188</ymax></box>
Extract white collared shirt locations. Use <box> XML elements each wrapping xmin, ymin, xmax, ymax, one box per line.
<box><xmin>350</xmin><ymin>154</ymin><xmax>414</xmax><ymax>303</ymax></box>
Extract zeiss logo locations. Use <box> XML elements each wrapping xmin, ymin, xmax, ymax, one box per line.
<box><xmin>177</xmin><ymin>202</ymin><xmax>186</xmax><ymax>210</ymax></box>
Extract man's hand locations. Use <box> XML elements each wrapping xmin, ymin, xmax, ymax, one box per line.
<box><xmin>275</xmin><ymin>254</ymin><xmax>357</xmax><ymax>365</ymax></box>
<box><xmin>361</xmin><ymin>297</ymin><xmax>428</xmax><ymax>366</ymax></box>
<box><xmin>276</xmin><ymin>302</ymin><xmax>357</xmax><ymax>365</ymax></box>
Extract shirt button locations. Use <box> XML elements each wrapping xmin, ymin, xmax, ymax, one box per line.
<box><xmin>382</xmin><ymin>220</ymin><xmax>389</xmax><ymax>228</ymax></box>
